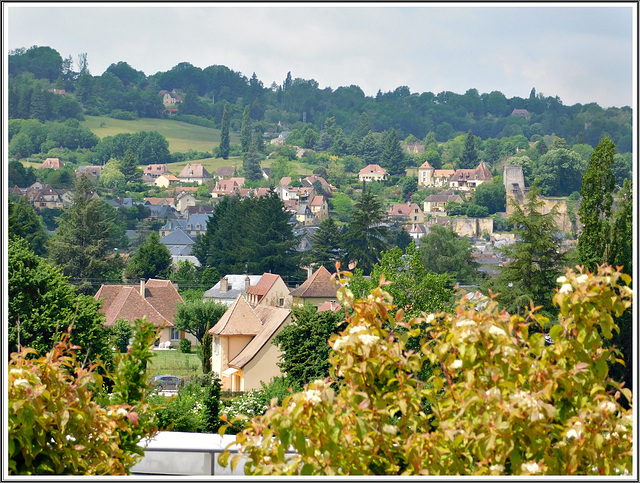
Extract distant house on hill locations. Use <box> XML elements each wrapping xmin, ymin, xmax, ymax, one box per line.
<box><xmin>510</xmin><ymin>108</ymin><xmax>531</xmax><ymax>120</ymax></box>
<box><xmin>359</xmin><ymin>164</ymin><xmax>388</xmax><ymax>182</ymax></box>
<box><xmin>39</xmin><ymin>158</ymin><xmax>63</xmax><ymax>169</ymax></box>
<box><xmin>449</xmin><ymin>162</ymin><xmax>492</xmax><ymax>191</ymax></box>
<box><xmin>177</xmin><ymin>163</ymin><xmax>211</xmax><ymax>185</ymax></box>
<box><xmin>144</xmin><ymin>164</ymin><xmax>170</xmax><ymax>178</ymax></box>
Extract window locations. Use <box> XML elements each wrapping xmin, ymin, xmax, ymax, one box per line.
<box><xmin>279</xmin><ymin>298</ymin><xmax>285</xmax><ymax>306</ymax></box>
<box><xmin>170</xmin><ymin>328</ymin><xmax>181</xmax><ymax>340</ymax></box>
<box><xmin>213</xmin><ymin>337</ymin><xmax>219</xmax><ymax>355</ymax></box>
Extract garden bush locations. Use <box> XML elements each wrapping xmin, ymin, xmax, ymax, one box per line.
<box><xmin>8</xmin><ymin>318</ymin><xmax>161</xmax><ymax>475</ymax></box>
<box><xmin>220</xmin><ymin>265</ymin><xmax>633</xmax><ymax>476</ymax></box>
<box><xmin>179</xmin><ymin>338</ymin><xmax>191</xmax><ymax>353</ymax></box>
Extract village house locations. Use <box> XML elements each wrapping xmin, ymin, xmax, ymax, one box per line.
<box><xmin>358</xmin><ymin>164</ymin><xmax>388</xmax><ymax>182</ymax></box>
<box><xmin>302</xmin><ymin>174</ymin><xmax>336</xmax><ymax>192</ymax></box>
<box><xmin>144</xmin><ymin>164</ymin><xmax>170</xmax><ymax>179</ymax></box>
<box><xmin>404</xmin><ymin>223</ymin><xmax>428</xmax><ymax>240</ymax></box>
<box><xmin>215</xmin><ymin>166</ymin><xmax>237</xmax><ymax>180</ymax></box>
<box><xmin>290</xmin><ymin>265</ymin><xmax>339</xmax><ymax>308</ymax></box>
<box><xmin>388</xmin><ymin>202</ymin><xmax>424</xmax><ymax>225</ymax></box>
<box><xmin>76</xmin><ymin>165</ymin><xmax>103</xmax><ymax>179</ymax></box>
<box><xmin>211</xmin><ymin>177</ymin><xmax>245</xmax><ymax>198</ymax></box>
<box><xmin>423</xmin><ymin>192</ymin><xmax>464</xmax><ymax>214</ymax></box>
<box><xmin>155</xmin><ymin>174</ymin><xmax>181</xmax><ymax>189</ymax></box>
<box><xmin>417</xmin><ymin>160</ymin><xmax>456</xmax><ymax>188</ymax></box>
<box><xmin>309</xmin><ymin>195</ymin><xmax>329</xmax><ymax>222</ymax></box>
<box><xmin>204</xmin><ymin>275</ymin><xmax>263</xmax><ymax>306</ymax></box>
<box><xmin>209</xmin><ymin>295</ymin><xmax>291</xmax><ymax>392</ymax></box>
<box><xmin>245</xmin><ymin>273</ymin><xmax>292</xmax><ymax>308</ymax></box>
<box><xmin>159</xmin><ymin>228</ymin><xmax>197</xmax><ymax>264</ymax></box>
<box><xmin>269</xmin><ymin>131</ymin><xmax>289</xmax><ymax>146</ymax></box>
<box><xmin>449</xmin><ymin>162</ymin><xmax>493</xmax><ymax>191</ymax></box>
<box><xmin>175</xmin><ymin>191</ymin><xmax>197</xmax><ymax>214</ymax></box>
<box><xmin>184</xmin><ymin>213</ymin><xmax>209</xmax><ymax>237</ymax></box>
<box><xmin>177</xmin><ymin>163</ymin><xmax>211</xmax><ymax>185</ymax></box>
<box><xmin>94</xmin><ymin>279</ymin><xmax>195</xmax><ymax>348</ymax></box>
<box><xmin>39</xmin><ymin>157</ymin><xmax>64</xmax><ymax>170</ymax></box>
<box><xmin>159</xmin><ymin>89</ymin><xmax>183</xmax><ymax>107</ymax></box>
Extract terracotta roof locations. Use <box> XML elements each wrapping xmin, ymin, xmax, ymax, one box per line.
<box><xmin>419</xmin><ymin>160</ymin><xmax>434</xmax><ymax>170</ymax></box>
<box><xmin>246</xmin><ymin>273</ymin><xmax>281</xmax><ymax>297</ymax></box>
<box><xmin>279</xmin><ymin>177</ymin><xmax>292</xmax><ymax>186</ymax></box>
<box><xmin>209</xmin><ymin>295</ymin><xmax>264</xmax><ymax>336</ymax></box>
<box><xmin>433</xmin><ymin>169</ymin><xmax>455</xmax><ymax>178</ymax></box>
<box><xmin>94</xmin><ymin>279</ymin><xmax>183</xmax><ymax>328</ymax></box>
<box><xmin>144</xmin><ymin>164</ymin><xmax>169</xmax><ymax>174</ymax></box>
<box><xmin>389</xmin><ymin>203</ymin><xmax>420</xmax><ymax>217</ymax></box>
<box><xmin>310</xmin><ymin>195</ymin><xmax>324</xmax><ymax>207</ymax></box>
<box><xmin>40</xmin><ymin>158</ymin><xmax>64</xmax><ymax>169</ymax></box>
<box><xmin>359</xmin><ymin>164</ymin><xmax>387</xmax><ymax>175</ymax></box>
<box><xmin>228</xmin><ymin>305</ymin><xmax>291</xmax><ymax>369</ymax></box>
<box><xmin>290</xmin><ymin>266</ymin><xmax>338</xmax><ymax>298</ymax></box>
<box><xmin>451</xmin><ymin>163</ymin><xmax>493</xmax><ymax>182</ymax></box>
<box><xmin>317</xmin><ymin>300</ymin><xmax>342</xmax><ymax>313</ymax></box>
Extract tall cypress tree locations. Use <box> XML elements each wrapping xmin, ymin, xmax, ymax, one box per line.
<box><xmin>380</xmin><ymin>128</ymin><xmax>405</xmax><ymax>175</ymax></box>
<box><xmin>219</xmin><ymin>103</ymin><xmax>230</xmax><ymax>159</ymax></box>
<box><xmin>119</xmin><ymin>148</ymin><xmax>141</xmax><ymax>184</ymax></box>
<box><xmin>240</xmin><ymin>105</ymin><xmax>252</xmax><ymax>153</ymax></box>
<box><xmin>578</xmin><ymin>136</ymin><xmax>616</xmax><ymax>270</ymax></box>
<box><xmin>243</xmin><ymin>147</ymin><xmax>263</xmax><ymax>181</ymax></box>
<box><xmin>459</xmin><ymin>129</ymin><xmax>479</xmax><ymax>169</ymax></box>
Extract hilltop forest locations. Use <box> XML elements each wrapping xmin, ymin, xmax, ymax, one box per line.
<box><xmin>8</xmin><ymin>45</ymin><xmax>633</xmax><ymax>157</ymax></box>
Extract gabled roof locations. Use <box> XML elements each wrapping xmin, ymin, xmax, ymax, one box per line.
<box><xmin>359</xmin><ymin>164</ymin><xmax>387</xmax><ymax>175</ymax></box>
<box><xmin>40</xmin><ymin>158</ymin><xmax>63</xmax><ymax>169</ymax></box>
<box><xmin>209</xmin><ymin>295</ymin><xmax>264</xmax><ymax>336</ymax></box>
<box><xmin>310</xmin><ymin>195</ymin><xmax>325</xmax><ymax>207</ymax></box>
<box><xmin>228</xmin><ymin>305</ymin><xmax>291</xmax><ymax>369</ymax></box>
<box><xmin>419</xmin><ymin>160</ymin><xmax>434</xmax><ymax>170</ymax></box>
<box><xmin>246</xmin><ymin>273</ymin><xmax>282</xmax><ymax>298</ymax></box>
<box><xmin>160</xmin><ymin>228</ymin><xmax>194</xmax><ymax>246</ymax></box>
<box><xmin>177</xmin><ymin>163</ymin><xmax>211</xmax><ymax>179</ymax></box>
<box><xmin>290</xmin><ymin>266</ymin><xmax>338</xmax><ymax>298</ymax></box>
<box><xmin>389</xmin><ymin>203</ymin><xmax>420</xmax><ymax>216</ymax></box>
<box><xmin>204</xmin><ymin>275</ymin><xmax>263</xmax><ymax>302</ymax></box>
<box><xmin>94</xmin><ymin>279</ymin><xmax>183</xmax><ymax>328</ymax></box>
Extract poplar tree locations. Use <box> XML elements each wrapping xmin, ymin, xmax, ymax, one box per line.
<box><xmin>240</xmin><ymin>105</ymin><xmax>252</xmax><ymax>153</ymax></box>
<box><xmin>219</xmin><ymin>103</ymin><xmax>230</xmax><ymax>159</ymax></box>
<box><xmin>380</xmin><ymin>127</ymin><xmax>405</xmax><ymax>175</ymax></box>
<box><xmin>578</xmin><ymin>136</ymin><xmax>616</xmax><ymax>270</ymax></box>
<box><xmin>459</xmin><ymin>129</ymin><xmax>478</xmax><ymax>169</ymax></box>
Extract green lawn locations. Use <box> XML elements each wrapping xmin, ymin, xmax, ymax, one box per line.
<box><xmin>81</xmin><ymin>115</ymin><xmax>239</xmax><ymax>153</ymax></box>
<box><xmin>148</xmin><ymin>348</ymin><xmax>203</xmax><ymax>381</ymax></box>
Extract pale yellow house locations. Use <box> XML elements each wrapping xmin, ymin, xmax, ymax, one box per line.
<box><xmin>155</xmin><ymin>174</ymin><xmax>181</xmax><ymax>189</ymax></box>
<box><xmin>210</xmin><ymin>295</ymin><xmax>291</xmax><ymax>392</ymax></box>
<box><xmin>245</xmin><ymin>273</ymin><xmax>292</xmax><ymax>308</ymax></box>
<box><xmin>290</xmin><ymin>265</ymin><xmax>339</xmax><ymax>308</ymax></box>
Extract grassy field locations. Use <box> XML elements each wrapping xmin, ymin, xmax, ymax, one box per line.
<box><xmin>81</xmin><ymin>115</ymin><xmax>240</xmax><ymax>153</ymax></box>
<box><xmin>148</xmin><ymin>348</ymin><xmax>203</xmax><ymax>381</ymax></box>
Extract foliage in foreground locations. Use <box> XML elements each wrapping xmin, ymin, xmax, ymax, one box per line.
<box><xmin>220</xmin><ymin>265</ymin><xmax>632</xmax><ymax>476</ymax></box>
<box><xmin>8</xmin><ymin>319</ymin><xmax>161</xmax><ymax>475</ymax></box>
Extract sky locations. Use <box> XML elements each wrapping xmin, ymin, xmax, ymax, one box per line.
<box><xmin>3</xmin><ymin>2</ymin><xmax>637</xmax><ymax>108</ymax></box>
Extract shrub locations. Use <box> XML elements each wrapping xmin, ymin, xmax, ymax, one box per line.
<box><xmin>179</xmin><ymin>338</ymin><xmax>191</xmax><ymax>353</ymax></box>
<box><xmin>8</xmin><ymin>318</ymin><xmax>161</xmax><ymax>475</ymax></box>
<box><xmin>109</xmin><ymin>109</ymin><xmax>138</xmax><ymax>120</ymax></box>
<box><xmin>220</xmin><ymin>265</ymin><xmax>633</xmax><ymax>476</ymax></box>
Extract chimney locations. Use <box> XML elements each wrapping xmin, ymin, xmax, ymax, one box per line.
<box><xmin>245</xmin><ymin>276</ymin><xmax>251</xmax><ymax>292</ymax></box>
<box><xmin>140</xmin><ymin>279</ymin><xmax>145</xmax><ymax>298</ymax></box>
<box><xmin>220</xmin><ymin>277</ymin><xmax>228</xmax><ymax>292</ymax></box>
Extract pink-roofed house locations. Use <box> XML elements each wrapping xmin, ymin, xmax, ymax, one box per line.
<box><xmin>209</xmin><ymin>295</ymin><xmax>291</xmax><ymax>391</ymax></box>
<box><xmin>359</xmin><ymin>164</ymin><xmax>388</xmax><ymax>182</ymax></box>
<box><xmin>290</xmin><ymin>265</ymin><xmax>338</xmax><ymax>308</ymax></box>
<box><xmin>211</xmin><ymin>177</ymin><xmax>245</xmax><ymax>198</ymax></box>
<box><xmin>39</xmin><ymin>158</ymin><xmax>64</xmax><ymax>169</ymax></box>
<box><xmin>388</xmin><ymin>202</ymin><xmax>424</xmax><ymax>224</ymax></box>
<box><xmin>94</xmin><ymin>279</ymin><xmax>194</xmax><ymax>348</ymax></box>
<box><xmin>245</xmin><ymin>273</ymin><xmax>291</xmax><ymax>308</ymax></box>
<box><xmin>144</xmin><ymin>164</ymin><xmax>169</xmax><ymax>178</ymax></box>
<box><xmin>418</xmin><ymin>160</ymin><xmax>456</xmax><ymax>188</ymax></box>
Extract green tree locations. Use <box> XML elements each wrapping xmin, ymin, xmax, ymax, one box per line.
<box><xmin>219</xmin><ymin>103</ymin><xmax>230</xmax><ymax>159</ymax></box>
<box><xmin>9</xmin><ymin>196</ymin><xmax>49</xmax><ymax>256</ymax></box>
<box><xmin>578</xmin><ymin>137</ymin><xmax>616</xmax><ymax>270</ymax></box>
<box><xmin>8</xmin><ymin>132</ymin><xmax>34</xmax><ymax>159</ymax></box>
<box><xmin>419</xmin><ymin>224</ymin><xmax>479</xmax><ymax>285</ymax></box>
<box><xmin>380</xmin><ymin>128</ymin><xmax>406</xmax><ymax>175</ymax></box>
<box><xmin>535</xmin><ymin>148</ymin><xmax>586</xmax><ymax>197</ymax></box>
<box><xmin>483</xmin><ymin>182</ymin><xmax>565</xmax><ymax>316</ymax></box>
<box><xmin>111</xmin><ymin>318</ymin><xmax>133</xmax><ymax>353</ymax></box>
<box><xmin>8</xmin><ymin>160</ymin><xmax>37</xmax><ymax>187</ymax></box>
<box><xmin>201</xmin><ymin>323</ymin><xmax>213</xmax><ymax>374</ymax></box>
<box><xmin>243</xmin><ymin>148</ymin><xmax>263</xmax><ymax>181</ymax></box>
<box><xmin>48</xmin><ymin>175</ymin><xmax>119</xmax><ymax>293</ymax></box>
<box><xmin>100</xmin><ymin>158</ymin><xmax>126</xmax><ymax>192</ymax></box>
<box><xmin>272</xmin><ymin>305</ymin><xmax>347</xmax><ymax>389</ymax></box>
<box><xmin>8</xmin><ymin>238</ymin><xmax>112</xmax><ymax>366</ymax></box>
<box><xmin>119</xmin><ymin>148</ymin><xmax>142</xmax><ymax>184</ymax></box>
<box><xmin>473</xmin><ymin>179</ymin><xmax>506</xmax><ymax>214</ymax></box>
<box><xmin>240</xmin><ymin>105</ymin><xmax>252</xmax><ymax>153</ymax></box>
<box><xmin>124</xmin><ymin>232</ymin><xmax>172</xmax><ymax>281</ymax></box>
<box><xmin>458</xmin><ymin>129</ymin><xmax>479</xmax><ymax>169</ymax></box>
<box><xmin>174</xmin><ymin>299</ymin><xmax>228</xmax><ymax>345</ymax></box>
<box><xmin>202</xmin><ymin>373</ymin><xmax>223</xmax><ymax>433</ymax></box>
<box><xmin>342</xmin><ymin>189</ymin><xmax>389</xmax><ymax>274</ymax></box>
<box><xmin>305</xmin><ymin>217</ymin><xmax>343</xmax><ymax>271</ymax></box>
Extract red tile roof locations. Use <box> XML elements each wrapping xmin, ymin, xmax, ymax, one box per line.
<box><xmin>290</xmin><ymin>266</ymin><xmax>338</xmax><ymax>298</ymax></box>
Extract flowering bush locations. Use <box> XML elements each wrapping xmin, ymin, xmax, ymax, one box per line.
<box><xmin>220</xmin><ymin>390</ymin><xmax>270</xmax><ymax>434</ymax></box>
<box><xmin>220</xmin><ymin>265</ymin><xmax>633</xmax><ymax>475</ymax></box>
<box><xmin>8</xmin><ymin>319</ymin><xmax>160</xmax><ymax>475</ymax></box>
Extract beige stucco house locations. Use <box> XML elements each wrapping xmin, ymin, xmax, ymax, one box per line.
<box><xmin>290</xmin><ymin>265</ymin><xmax>339</xmax><ymax>308</ymax></box>
<box><xmin>358</xmin><ymin>164</ymin><xmax>388</xmax><ymax>182</ymax></box>
<box><xmin>245</xmin><ymin>273</ymin><xmax>292</xmax><ymax>308</ymax></box>
<box><xmin>210</xmin><ymin>295</ymin><xmax>291</xmax><ymax>392</ymax></box>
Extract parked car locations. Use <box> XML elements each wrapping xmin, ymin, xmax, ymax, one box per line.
<box><xmin>154</xmin><ymin>375</ymin><xmax>183</xmax><ymax>391</ymax></box>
